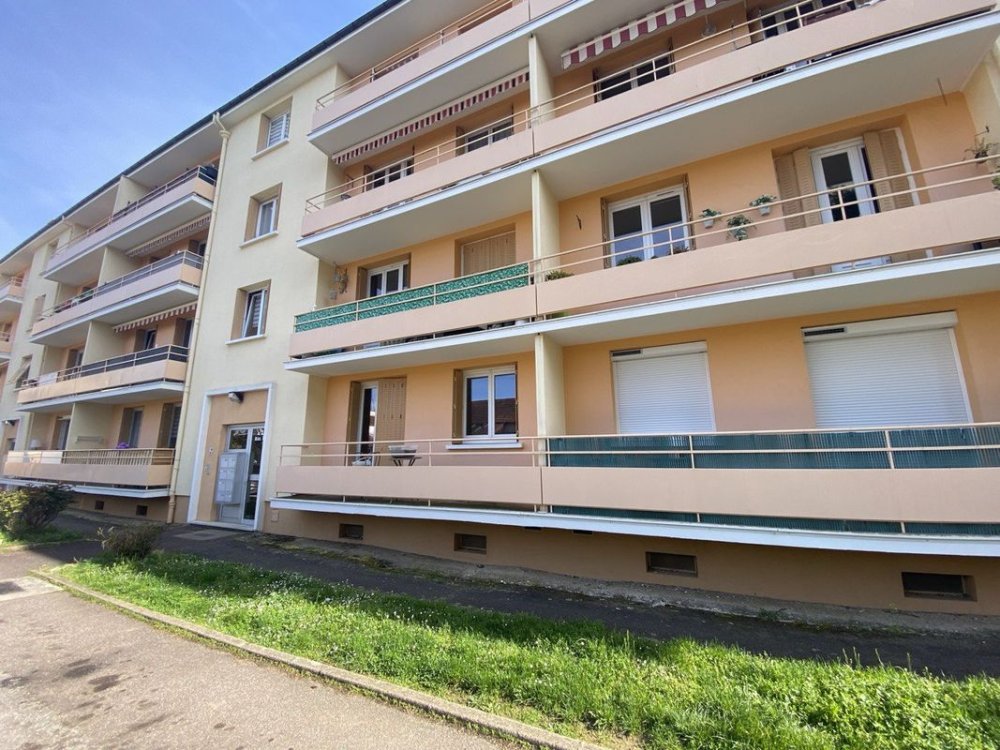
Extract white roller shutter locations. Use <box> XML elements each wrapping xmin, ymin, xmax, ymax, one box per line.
<box><xmin>613</xmin><ymin>343</ymin><xmax>715</xmax><ymax>433</ymax></box>
<box><xmin>805</xmin><ymin>317</ymin><xmax>970</xmax><ymax>428</ymax></box>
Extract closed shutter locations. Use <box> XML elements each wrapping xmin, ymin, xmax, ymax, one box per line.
<box><xmin>461</xmin><ymin>232</ymin><xmax>516</xmax><ymax>275</ymax></box>
<box><xmin>862</xmin><ymin>130</ymin><xmax>915</xmax><ymax>212</ymax></box>
<box><xmin>613</xmin><ymin>344</ymin><xmax>715</xmax><ymax>433</ymax></box>
<box><xmin>805</xmin><ymin>327</ymin><xmax>970</xmax><ymax>428</ymax></box>
<box><xmin>774</xmin><ymin>154</ymin><xmax>806</xmax><ymax>231</ymax></box>
<box><xmin>267</xmin><ymin>111</ymin><xmax>290</xmax><ymax>147</ymax></box>
<box><xmin>792</xmin><ymin>147</ymin><xmax>822</xmax><ymax>228</ymax></box>
<box><xmin>375</xmin><ymin>377</ymin><xmax>407</xmax><ymax>464</ymax></box>
<box><xmin>345</xmin><ymin>381</ymin><xmax>362</xmax><ymax>449</ymax></box>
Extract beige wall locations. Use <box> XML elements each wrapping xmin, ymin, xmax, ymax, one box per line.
<box><xmin>264</xmin><ymin>511</ymin><xmax>1000</xmax><ymax>615</ymax></box>
<box><xmin>76</xmin><ymin>494</ymin><xmax>169</xmax><ymax>522</ymax></box>
<box><xmin>563</xmin><ymin>292</ymin><xmax>1000</xmax><ymax>435</ymax></box>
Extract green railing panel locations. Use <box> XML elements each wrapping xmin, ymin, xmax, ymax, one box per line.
<box><xmin>888</xmin><ymin>426</ymin><xmax>1000</xmax><ymax>448</ymax></box>
<box><xmin>551</xmin><ymin>507</ymin><xmax>698</xmax><ymax>523</ymax></box>
<box><xmin>893</xmin><ymin>448</ymin><xmax>1000</xmax><ymax>469</ymax></box>
<box><xmin>691</xmin><ymin>431</ymin><xmax>886</xmax><ymax>451</ymax></box>
<box><xmin>293</xmin><ymin>263</ymin><xmax>530</xmax><ymax>333</ymax></box>
<box><xmin>548</xmin><ymin>436</ymin><xmax>690</xmax><ymax>468</ymax></box>
<box><xmin>694</xmin><ymin>452</ymin><xmax>890</xmax><ymax>469</ymax></box>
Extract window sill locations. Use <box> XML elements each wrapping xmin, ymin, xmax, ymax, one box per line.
<box><xmin>252</xmin><ymin>139</ymin><xmax>289</xmax><ymax>160</ymax></box>
<box><xmin>226</xmin><ymin>334</ymin><xmax>267</xmax><ymax>346</ymax></box>
<box><xmin>446</xmin><ymin>441</ymin><xmax>522</xmax><ymax>451</ymax></box>
<box><xmin>240</xmin><ymin>231</ymin><xmax>278</xmax><ymax>249</ymax></box>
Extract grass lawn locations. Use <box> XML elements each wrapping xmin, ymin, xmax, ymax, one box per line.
<box><xmin>0</xmin><ymin>526</ymin><xmax>79</xmax><ymax>548</ymax></box>
<box><xmin>60</xmin><ymin>553</ymin><xmax>1000</xmax><ymax>750</ymax></box>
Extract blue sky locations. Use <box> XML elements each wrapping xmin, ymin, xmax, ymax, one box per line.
<box><xmin>0</xmin><ymin>0</ymin><xmax>381</xmax><ymax>252</ymax></box>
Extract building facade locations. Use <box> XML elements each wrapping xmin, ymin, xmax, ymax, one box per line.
<box><xmin>6</xmin><ymin>0</ymin><xmax>1000</xmax><ymax>614</ymax></box>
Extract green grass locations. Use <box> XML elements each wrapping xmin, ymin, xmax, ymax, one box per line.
<box><xmin>0</xmin><ymin>526</ymin><xmax>80</xmax><ymax>548</ymax></box>
<box><xmin>60</xmin><ymin>553</ymin><xmax>1000</xmax><ymax>750</ymax></box>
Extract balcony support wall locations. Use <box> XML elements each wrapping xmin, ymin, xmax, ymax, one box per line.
<box><xmin>68</xmin><ymin>402</ymin><xmax>115</xmax><ymax>452</ymax></box>
<box><xmin>531</xmin><ymin>170</ymin><xmax>560</xmax><ymax>271</ymax></box>
<box><xmin>529</xmin><ymin>34</ymin><xmax>555</xmax><ymax>123</ymax></box>
<box><xmin>535</xmin><ymin>333</ymin><xmax>566</xmax><ymax>437</ymax></box>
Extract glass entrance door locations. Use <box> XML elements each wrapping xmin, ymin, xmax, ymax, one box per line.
<box><xmin>217</xmin><ymin>423</ymin><xmax>265</xmax><ymax>525</ymax></box>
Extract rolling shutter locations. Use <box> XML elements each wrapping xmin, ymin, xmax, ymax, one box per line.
<box><xmin>804</xmin><ymin>319</ymin><xmax>969</xmax><ymax>428</ymax></box>
<box><xmin>613</xmin><ymin>343</ymin><xmax>714</xmax><ymax>433</ymax></box>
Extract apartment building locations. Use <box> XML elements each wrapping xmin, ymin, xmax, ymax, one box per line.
<box><xmin>6</xmin><ymin>0</ymin><xmax>1000</xmax><ymax>614</ymax></box>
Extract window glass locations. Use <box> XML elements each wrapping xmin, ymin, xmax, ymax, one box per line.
<box><xmin>463</xmin><ymin>368</ymin><xmax>517</xmax><ymax>439</ymax></box>
<box><xmin>465</xmin><ymin>375</ymin><xmax>490</xmax><ymax>436</ymax></box>
<box><xmin>265</xmin><ymin>111</ymin><xmax>290</xmax><ymax>149</ymax></box>
<box><xmin>228</xmin><ymin>428</ymin><xmax>249</xmax><ymax>451</ymax></box>
<box><xmin>609</xmin><ymin>190</ymin><xmax>688</xmax><ymax>264</ymax></box>
<box><xmin>493</xmin><ymin>373</ymin><xmax>517</xmax><ymax>436</ymax></box>
<box><xmin>241</xmin><ymin>289</ymin><xmax>266</xmax><ymax>338</ymax></box>
<box><xmin>256</xmin><ymin>199</ymin><xmax>276</xmax><ymax>236</ymax></box>
<box><xmin>610</xmin><ymin>205</ymin><xmax>644</xmax><ymax>264</ymax></box>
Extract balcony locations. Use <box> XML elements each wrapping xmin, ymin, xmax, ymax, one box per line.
<box><xmin>310</xmin><ymin>0</ymin><xmax>531</xmax><ymax>156</ymax></box>
<box><xmin>0</xmin><ymin>331</ymin><xmax>12</xmax><ymax>361</ymax></box>
<box><xmin>46</xmin><ymin>166</ymin><xmax>216</xmax><ymax>285</ymax></box>
<box><xmin>298</xmin><ymin>0</ymin><xmax>1000</xmax><ymax>259</ymax></box>
<box><xmin>4</xmin><ymin>449</ymin><xmax>173</xmax><ymax>494</ymax></box>
<box><xmin>17</xmin><ymin>345</ymin><xmax>188</xmax><ymax>412</ymax></box>
<box><xmin>31</xmin><ymin>252</ymin><xmax>203</xmax><ymax>347</ymax></box>
<box><xmin>0</xmin><ymin>277</ymin><xmax>24</xmax><ymax>319</ymax></box>
<box><xmin>274</xmin><ymin>424</ymin><xmax>1000</xmax><ymax>554</ymax></box>
<box><xmin>302</xmin><ymin>112</ymin><xmax>534</xmax><ymax>262</ymax></box>
<box><xmin>288</xmin><ymin>157</ymin><xmax>1000</xmax><ymax>372</ymax></box>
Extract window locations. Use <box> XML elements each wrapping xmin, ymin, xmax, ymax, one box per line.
<box><xmin>607</xmin><ymin>188</ymin><xmax>689</xmax><ymax>265</ymax></box>
<box><xmin>811</xmin><ymin>139</ymin><xmax>878</xmax><ymax>223</ymax></box>
<box><xmin>255</xmin><ymin>198</ymin><xmax>277</xmax><ymax>237</ymax></box>
<box><xmin>366</xmin><ymin>157</ymin><xmax>414</xmax><ymax>190</ymax></box>
<box><xmin>119</xmin><ymin>408</ymin><xmax>143</xmax><ymax>449</ymax></box>
<box><xmin>454</xmin><ymin>533</ymin><xmax>487</xmax><ymax>554</ymax></box>
<box><xmin>902</xmin><ymin>572</ymin><xmax>974</xmax><ymax>600</ymax></box>
<box><xmin>246</xmin><ymin>186</ymin><xmax>281</xmax><ymax>241</ymax></box>
<box><xmin>339</xmin><ymin>523</ymin><xmax>364</xmax><ymax>540</ymax></box>
<box><xmin>460</xmin><ymin>231</ymin><xmax>515</xmax><ymax>275</ymax></box>
<box><xmin>66</xmin><ymin>348</ymin><xmax>83</xmax><ymax>375</ymax></box>
<box><xmin>264</xmin><ymin>110</ymin><xmax>290</xmax><ymax>149</ymax></box>
<box><xmin>136</xmin><ymin>329</ymin><xmax>157</xmax><ymax>352</ymax></box>
<box><xmin>760</xmin><ymin>0</ymin><xmax>856</xmax><ymax>39</ymax></box>
<box><xmin>158</xmin><ymin>403</ymin><xmax>183</xmax><ymax>449</ymax></box>
<box><xmin>13</xmin><ymin>357</ymin><xmax>32</xmax><ymax>389</ymax></box>
<box><xmin>463</xmin><ymin>366</ymin><xmax>517</xmax><ymax>440</ymax></box>
<box><xmin>646</xmin><ymin>552</ymin><xmax>698</xmax><ymax>576</ymax></box>
<box><xmin>366</xmin><ymin>261</ymin><xmax>408</xmax><ymax>298</ymax></box>
<box><xmin>53</xmin><ymin>417</ymin><xmax>70</xmax><ymax>451</ymax></box>
<box><xmin>595</xmin><ymin>52</ymin><xmax>674</xmax><ymax>101</ymax></box>
<box><xmin>462</xmin><ymin>118</ymin><xmax>514</xmax><ymax>153</ymax></box>
<box><xmin>241</xmin><ymin>288</ymin><xmax>268</xmax><ymax>338</ymax></box>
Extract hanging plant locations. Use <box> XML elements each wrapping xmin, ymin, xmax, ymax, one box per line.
<box><xmin>749</xmin><ymin>194</ymin><xmax>778</xmax><ymax>216</ymax></box>
<box><xmin>727</xmin><ymin>214</ymin><xmax>753</xmax><ymax>241</ymax></box>
<box><xmin>699</xmin><ymin>208</ymin><xmax>722</xmax><ymax>228</ymax></box>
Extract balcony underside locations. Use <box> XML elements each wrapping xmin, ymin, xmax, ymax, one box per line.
<box><xmin>18</xmin><ymin>380</ymin><xmax>185</xmax><ymax>413</ymax></box>
<box><xmin>268</xmin><ymin>498</ymin><xmax>1000</xmax><ymax>557</ymax></box>
<box><xmin>287</xmin><ymin>245</ymin><xmax>1000</xmax><ymax>376</ymax></box>
<box><xmin>0</xmin><ymin>296</ymin><xmax>22</xmax><ymax>320</ymax></box>
<box><xmin>31</xmin><ymin>282</ymin><xmax>199</xmax><ymax>347</ymax></box>
<box><xmin>1</xmin><ymin>475</ymin><xmax>170</xmax><ymax>499</ymax></box>
<box><xmin>298</xmin><ymin>11</ymin><xmax>1000</xmax><ymax>261</ymax></box>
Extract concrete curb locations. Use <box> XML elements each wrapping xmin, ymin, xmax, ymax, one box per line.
<box><xmin>34</xmin><ymin>571</ymin><xmax>607</xmax><ymax>750</ymax></box>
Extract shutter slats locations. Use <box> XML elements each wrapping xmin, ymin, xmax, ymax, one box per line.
<box><xmin>792</xmin><ymin>147</ymin><xmax>822</xmax><ymax>228</ymax></box>
<box><xmin>805</xmin><ymin>329</ymin><xmax>969</xmax><ymax>428</ymax></box>
<box><xmin>461</xmin><ymin>232</ymin><xmax>516</xmax><ymax>275</ymax></box>
<box><xmin>614</xmin><ymin>351</ymin><xmax>714</xmax><ymax>433</ymax></box>
<box><xmin>774</xmin><ymin>154</ymin><xmax>806</xmax><ymax>231</ymax></box>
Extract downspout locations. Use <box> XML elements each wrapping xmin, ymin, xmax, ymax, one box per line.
<box><xmin>166</xmin><ymin>112</ymin><xmax>231</xmax><ymax>524</ymax></box>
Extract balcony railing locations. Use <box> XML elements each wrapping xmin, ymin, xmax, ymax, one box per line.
<box><xmin>0</xmin><ymin>278</ymin><xmax>25</xmax><ymax>300</ymax></box>
<box><xmin>39</xmin><ymin>252</ymin><xmax>203</xmax><ymax>321</ymax></box>
<box><xmin>11</xmin><ymin>448</ymin><xmax>175</xmax><ymax>468</ymax></box>
<box><xmin>51</xmin><ymin>165</ymin><xmax>216</xmax><ymax>266</ymax></box>
<box><xmin>315</xmin><ymin>0</ymin><xmax>524</xmax><ymax>109</ymax></box>
<box><xmin>531</xmin><ymin>0</ymin><xmax>860</xmax><ymax>123</ymax></box>
<box><xmin>20</xmin><ymin>345</ymin><xmax>189</xmax><ymax>390</ymax></box>
<box><xmin>305</xmin><ymin>109</ymin><xmax>532</xmax><ymax>213</ymax></box>
<box><xmin>295</xmin><ymin>264</ymin><xmax>529</xmax><ymax>332</ymax></box>
<box><xmin>292</xmin><ymin>156</ymin><xmax>999</xmax><ymax>341</ymax></box>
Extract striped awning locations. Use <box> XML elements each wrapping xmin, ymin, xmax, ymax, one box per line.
<box><xmin>561</xmin><ymin>0</ymin><xmax>723</xmax><ymax>70</ymax></box>
<box><xmin>114</xmin><ymin>302</ymin><xmax>197</xmax><ymax>333</ymax></box>
<box><xmin>333</xmin><ymin>69</ymin><xmax>530</xmax><ymax>165</ymax></box>
<box><xmin>128</xmin><ymin>215</ymin><xmax>211</xmax><ymax>259</ymax></box>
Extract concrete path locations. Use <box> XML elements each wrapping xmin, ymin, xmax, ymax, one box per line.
<box><xmin>0</xmin><ymin>547</ymin><xmax>512</xmax><ymax>750</ymax></box>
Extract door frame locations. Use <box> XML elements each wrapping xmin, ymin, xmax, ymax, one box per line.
<box><xmin>810</xmin><ymin>138</ymin><xmax>877</xmax><ymax>224</ymax></box>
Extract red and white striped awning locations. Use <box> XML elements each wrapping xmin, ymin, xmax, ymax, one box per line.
<box><xmin>561</xmin><ymin>0</ymin><xmax>723</xmax><ymax>70</ymax></box>
<box><xmin>114</xmin><ymin>302</ymin><xmax>197</xmax><ymax>333</ymax></box>
<box><xmin>333</xmin><ymin>69</ymin><xmax>530</xmax><ymax>165</ymax></box>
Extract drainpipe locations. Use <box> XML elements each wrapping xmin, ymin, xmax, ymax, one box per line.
<box><xmin>166</xmin><ymin>112</ymin><xmax>231</xmax><ymax>524</ymax></box>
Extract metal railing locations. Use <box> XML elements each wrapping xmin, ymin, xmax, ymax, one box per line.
<box><xmin>18</xmin><ymin>345</ymin><xmax>189</xmax><ymax>390</ymax></box>
<box><xmin>39</xmin><ymin>252</ymin><xmax>203</xmax><ymax>321</ymax></box>
<box><xmin>280</xmin><ymin>423</ymin><xmax>1000</xmax><ymax>471</ymax></box>
<box><xmin>7</xmin><ymin>448</ymin><xmax>174</xmax><ymax>467</ymax></box>
<box><xmin>315</xmin><ymin>0</ymin><xmax>524</xmax><ymax>108</ymax></box>
<box><xmin>305</xmin><ymin>108</ymin><xmax>531</xmax><ymax>212</ymax></box>
<box><xmin>531</xmin><ymin>0</ymin><xmax>860</xmax><ymax>122</ymax></box>
<box><xmin>51</xmin><ymin>165</ymin><xmax>217</xmax><ymax>265</ymax></box>
<box><xmin>292</xmin><ymin>156</ymin><xmax>999</xmax><ymax>337</ymax></box>
<box><xmin>0</xmin><ymin>277</ymin><xmax>25</xmax><ymax>300</ymax></box>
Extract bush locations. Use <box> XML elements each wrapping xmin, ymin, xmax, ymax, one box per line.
<box><xmin>98</xmin><ymin>524</ymin><xmax>162</xmax><ymax>560</ymax></box>
<box><xmin>0</xmin><ymin>484</ymin><xmax>74</xmax><ymax>536</ymax></box>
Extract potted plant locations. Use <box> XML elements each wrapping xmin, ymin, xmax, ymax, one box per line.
<box><xmin>616</xmin><ymin>255</ymin><xmax>643</xmax><ymax>265</ymax></box>
<box><xmin>966</xmin><ymin>136</ymin><xmax>998</xmax><ymax>165</ymax></box>
<box><xmin>699</xmin><ymin>208</ymin><xmax>722</xmax><ymax>229</ymax></box>
<box><xmin>727</xmin><ymin>214</ymin><xmax>753</xmax><ymax>241</ymax></box>
<box><xmin>993</xmin><ymin>172</ymin><xmax>1000</xmax><ymax>191</ymax></box>
<box><xmin>545</xmin><ymin>269</ymin><xmax>573</xmax><ymax>281</ymax></box>
<box><xmin>749</xmin><ymin>194</ymin><xmax>777</xmax><ymax>216</ymax></box>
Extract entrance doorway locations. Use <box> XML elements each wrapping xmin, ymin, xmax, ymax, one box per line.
<box><xmin>216</xmin><ymin>423</ymin><xmax>265</xmax><ymax>526</ymax></box>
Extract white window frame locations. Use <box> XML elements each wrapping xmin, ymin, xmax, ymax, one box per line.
<box><xmin>265</xmin><ymin>110</ymin><xmax>291</xmax><ymax>149</ymax></box>
<box><xmin>810</xmin><ymin>139</ymin><xmax>877</xmax><ymax>224</ymax></box>
<box><xmin>366</xmin><ymin>261</ymin><xmax>408</xmax><ymax>298</ymax></box>
<box><xmin>596</xmin><ymin>52</ymin><xmax>674</xmax><ymax>101</ymax></box>
<box><xmin>366</xmin><ymin>157</ymin><xmax>414</xmax><ymax>190</ymax></box>
<box><xmin>607</xmin><ymin>187</ymin><xmax>690</xmax><ymax>265</ymax></box>
<box><xmin>463</xmin><ymin>118</ymin><xmax>514</xmax><ymax>153</ymax></box>
<box><xmin>241</xmin><ymin>288</ymin><xmax>268</xmax><ymax>339</ymax></box>
<box><xmin>254</xmin><ymin>198</ymin><xmax>278</xmax><ymax>238</ymax></box>
<box><xmin>462</xmin><ymin>366</ymin><xmax>517</xmax><ymax>441</ymax></box>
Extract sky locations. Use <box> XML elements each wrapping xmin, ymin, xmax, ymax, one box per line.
<box><xmin>0</xmin><ymin>0</ymin><xmax>383</xmax><ymax>253</ymax></box>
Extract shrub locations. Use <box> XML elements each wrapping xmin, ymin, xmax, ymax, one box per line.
<box><xmin>0</xmin><ymin>484</ymin><xmax>74</xmax><ymax>536</ymax></box>
<box><xmin>545</xmin><ymin>269</ymin><xmax>574</xmax><ymax>281</ymax></box>
<box><xmin>617</xmin><ymin>255</ymin><xmax>643</xmax><ymax>265</ymax></box>
<box><xmin>98</xmin><ymin>524</ymin><xmax>162</xmax><ymax>560</ymax></box>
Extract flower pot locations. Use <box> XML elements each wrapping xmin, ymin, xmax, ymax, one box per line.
<box><xmin>757</xmin><ymin>205</ymin><xmax>772</xmax><ymax>216</ymax></box>
<box><xmin>702</xmin><ymin>218</ymin><xmax>716</xmax><ymax>229</ymax></box>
